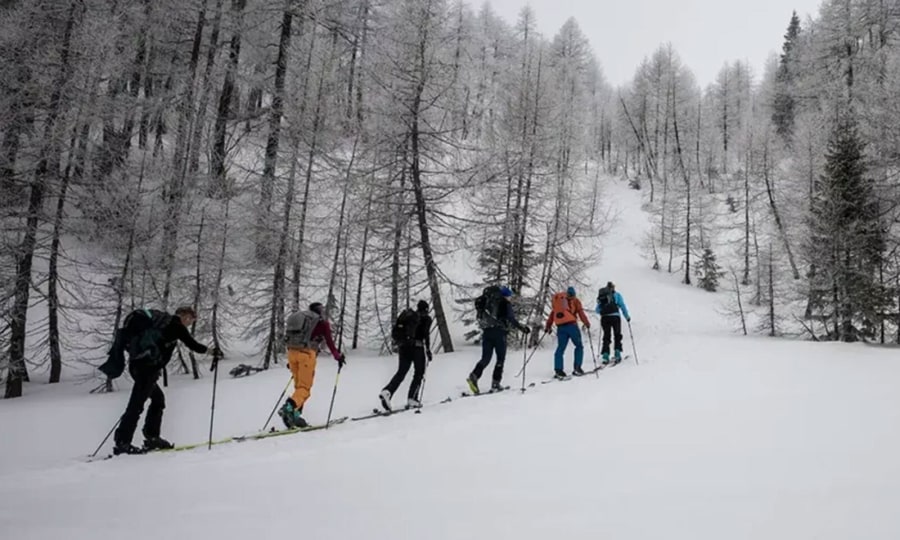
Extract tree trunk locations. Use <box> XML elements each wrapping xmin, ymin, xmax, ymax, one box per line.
<box><xmin>743</xmin><ymin>146</ymin><xmax>751</xmax><ymax>285</ymax></box>
<box><xmin>47</xmin><ymin>122</ymin><xmax>82</xmax><ymax>384</ymax></box>
<box><xmin>209</xmin><ymin>0</ymin><xmax>246</xmax><ymax>197</ymax></box>
<box><xmin>210</xmin><ymin>201</ymin><xmax>230</xmax><ymax>355</ymax></box>
<box><xmin>408</xmin><ymin>40</ymin><xmax>453</xmax><ymax>351</ymax></box>
<box><xmin>768</xmin><ymin>243</ymin><xmax>776</xmax><ymax>336</ymax></box>
<box><xmin>670</xmin><ymin>79</ymin><xmax>691</xmax><ymax>285</ymax></box>
<box><xmin>257</xmin><ymin>4</ymin><xmax>293</xmax><ymax>260</ymax></box>
<box><xmin>352</xmin><ymin>188</ymin><xmax>374</xmax><ymax>349</ymax></box>
<box><xmin>762</xmin><ymin>139</ymin><xmax>801</xmax><ymax>280</ymax></box>
<box><xmin>7</xmin><ymin>1</ymin><xmax>78</xmax><ymax>397</ymax></box>
<box><xmin>189</xmin><ymin>0</ymin><xmax>224</xmax><ymax>175</ymax></box>
<box><xmin>326</xmin><ymin>139</ymin><xmax>358</xmax><ymax>317</ymax></box>
<box><xmin>188</xmin><ymin>211</ymin><xmax>206</xmax><ymax>380</ymax></box>
<box><xmin>291</xmin><ymin>29</ymin><xmax>331</xmax><ymax>307</ymax></box>
<box><xmin>264</xmin><ymin>132</ymin><xmax>303</xmax><ymax>370</ymax></box>
<box><xmin>390</xmin><ymin>156</ymin><xmax>406</xmax><ymax>327</ymax></box>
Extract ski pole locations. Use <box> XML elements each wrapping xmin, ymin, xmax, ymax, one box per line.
<box><xmin>519</xmin><ymin>338</ymin><xmax>528</xmax><ymax>393</ymax></box>
<box><xmin>415</xmin><ymin>349</ymin><xmax>432</xmax><ymax>413</ymax></box>
<box><xmin>586</xmin><ymin>327</ymin><xmax>600</xmax><ymax>378</ymax></box>
<box><xmin>627</xmin><ymin>320</ymin><xmax>639</xmax><ymax>366</ymax></box>
<box><xmin>262</xmin><ymin>376</ymin><xmax>294</xmax><ymax>432</ymax></box>
<box><xmin>207</xmin><ymin>355</ymin><xmax>220</xmax><ymax>450</ymax></box>
<box><xmin>515</xmin><ymin>329</ymin><xmax>547</xmax><ymax>378</ymax></box>
<box><xmin>91</xmin><ymin>418</ymin><xmax>121</xmax><ymax>457</ymax></box>
<box><xmin>325</xmin><ymin>361</ymin><xmax>343</xmax><ymax>429</ymax></box>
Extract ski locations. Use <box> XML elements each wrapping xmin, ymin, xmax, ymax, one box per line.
<box><xmin>460</xmin><ymin>385</ymin><xmax>510</xmax><ymax>398</ymax></box>
<box><xmin>153</xmin><ymin>437</ymin><xmax>234</xmax><ymax>453</ymax></box>
<box><xmin>232</xmin><ymin>416</ymin><xmax>350</xmax><ymax>442</ymax></box>
<box><xmin>351</xmin><ymin>406</ymin><xmax>415</xmax><ymax>421</ymax></box>
<box><xmin>541</xmin><ymin>376</ymin><xmax>572</xmax><ymax>384</ymax></box>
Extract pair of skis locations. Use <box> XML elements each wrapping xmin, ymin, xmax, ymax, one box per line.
<box><xmin>351</xmin><ymin>396</ymin><xmax>453</xmax><ymax>421</ymax></box>
<box><xmin>540</xmin><ymin>356</ymin><xmax>630</xmax><ymax>384</ymax></box>
<box><xmin>88</xmin><ymin>416</ymin><xmax>351</xmax><ymax>461</ymax></box>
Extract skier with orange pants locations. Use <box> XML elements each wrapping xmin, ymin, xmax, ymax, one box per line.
<box><xmin>544</xmin><ymin>286</ymin><xmax>591</xmax><ymax>378</ymax></box>
<box><xmin>279</xmin><ymin>302</ymin><xmax>346</xmax><ymax>428</ymax></box>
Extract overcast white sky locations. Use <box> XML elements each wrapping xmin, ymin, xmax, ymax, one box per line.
<box><xmin>482</xmin><ymin>0</ymin><xmax>824</xmax><ymax>87</ymax></box>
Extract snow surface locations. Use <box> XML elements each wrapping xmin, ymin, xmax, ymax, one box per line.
<box><xmin>3</xmin><ymin>178</ymin><xmax>900</xmax><ymax>539</ymax></box>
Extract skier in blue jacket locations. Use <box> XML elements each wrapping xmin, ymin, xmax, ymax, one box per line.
<box><xmin>595</xmin><ymin>281</ymin><xmax>630</xmax><ymax>364</ymax></box>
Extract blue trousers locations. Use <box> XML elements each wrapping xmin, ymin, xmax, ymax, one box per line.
<box><xmin>472</xmin><ymin>327</ymin><xmax>507</xmax><ymax>383</ymax></box>
<box><xmin>554</xmin><ymin>323</ymin><xmax>583</xmax><ymax>371</ymax></box>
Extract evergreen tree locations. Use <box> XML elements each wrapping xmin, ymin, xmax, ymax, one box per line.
<box><xmin>696</xmin><ymin>247</ymin><xmax>723</xmax><ymax>292</ymax></box>
<box><xmin>807</xmin><ymin>112</ymin><xmax>887</xmax><ymax>342</ymax></box>
<box><xmin>772</xmin><ymin>11</ymin><xmax>801</xmax><ymax>141</ymax></box>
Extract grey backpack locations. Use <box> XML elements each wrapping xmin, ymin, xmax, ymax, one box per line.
<box><xmin>285</xmin><ymin>310</ymin><xmax>320</xmax><ymax>348</ymax></box>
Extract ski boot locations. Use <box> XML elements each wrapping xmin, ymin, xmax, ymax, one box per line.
<box><xmin>406</xmin><ymin>397</ymin><xmax>422</xmax><ymax>410</ymax></box>
<box><xmin>490</xmin><ymin>380</ymin><xmax>504</xmax><ymax>393</ymax></box>
<box><xmin>572</xmin><ymin>366</ymin><xmax>586</xmax><ymax>377</ymax></box>
<box><xmin>113</xmin><ymin>442</ymin><xmax>146</xmax><ymax>456</ymax></box>
<box><xmin>466</xmin><ymin>373</ymin><xmax>480</xmax><ymax>395</ymax></box>
<box><xmin>279</xmin><ymin>400</ymin><xmax>308</xmax><ymax>429</ymax></box>
<box><xmin>554</xmin><ymin>369</ymin><xmax>568</xmax><ymax>379</ymax></box>
<box><xmin>379</xmin><ymin>389</ymin><xmax>393</xmax><ymax>412</ymax></box>
<box><xmin>143</xmin><ymin>436</ymin><xmax>174</xmax><ymax>451</ymax></box>
<box><xmin>614</xmin><ymin>350</ymin><xmax>623</xmax><ymax>365</ymax></box>
<box><xmin>601</xmin><ymin>352</ymin><xmax>610</xmax><ymax>365</ymax></box>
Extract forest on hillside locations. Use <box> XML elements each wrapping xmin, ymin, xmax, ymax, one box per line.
<box><xmin>1</xmin><ymin>0</ymin><xmax>898</xmax><ymax>398</ymax></box>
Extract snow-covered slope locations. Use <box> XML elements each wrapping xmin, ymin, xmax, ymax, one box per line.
<box><xmin>3</xmin><ymin>178</ymin><xmax>900</xmax><ymax>540</ymax></box>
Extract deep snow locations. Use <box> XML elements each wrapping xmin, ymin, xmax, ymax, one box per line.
<box><xmin>2</xmin><ymin>177</ymin><xmax>900</xmax><ymax>540</ymax></box>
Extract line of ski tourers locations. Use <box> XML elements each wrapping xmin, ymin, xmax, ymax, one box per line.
<box><xmin>94</xmin><ymin>282</ymin><xmax>632</xmax><ymax>457</ymax></box>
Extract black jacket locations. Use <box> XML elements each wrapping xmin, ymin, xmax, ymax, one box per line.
<box><xmin>126</xmin><ymin>310</ymin><xmax>208</xmax><ymax>368</ymax></box>
<box><xmin>413</xmin><ymin>314</ymin><xmax>432</xmax><ymax>350</ymax></box>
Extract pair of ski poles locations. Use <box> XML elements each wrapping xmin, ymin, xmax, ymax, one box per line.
<box><xmin>515</xmin><ymin>318</ymin><xmax>640</xmax><ymax>383</ymax></box>
<box><xmin>91</xmin><ymin>349</ymin><xmax>222</xmax><ymax>457</ymax></box>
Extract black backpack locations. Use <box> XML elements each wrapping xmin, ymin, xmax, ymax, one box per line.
<box><xmin>98</xmin><ymin>309</ymin><xmax>171</xmax><ymax>377</ymax></box>
<box><xmin>392</xmin><ymin>308</ymin><xmax>420</xmax><ymax>344</ymax></box>
<box><xmin>597</xmin><ymin>287</ymin><xmax>617</xmax><ymax>316</ymax></box>
<box><xmin>474</xmin><ymin>285</ymin><xmax>504</xmax><ymax>329</ymax></box>
<box><xmin>126</xmin><ymin>309</ymin><xmax>173</xmax><ymax>367</ymax></box>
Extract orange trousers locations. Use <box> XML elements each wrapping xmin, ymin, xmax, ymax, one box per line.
<box><xmin>287</xmin><ymin>348</ymin><xmax>317</xmax><ymax>409</ymax></box>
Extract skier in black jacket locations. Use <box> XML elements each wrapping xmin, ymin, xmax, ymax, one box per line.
<box><xmin>112</xmin><ymin>306</ymin><xmax>220</xmax><ymax>455</ymax></box>
<box><xmin>466</xmin><ymin>286</ymin><xmax>529</xmax><ymax>394</ymax></box>
<box><xmin>380</xmin><ymin>300</ymin><xmax>432</xmax><ymax>411</ymax></box>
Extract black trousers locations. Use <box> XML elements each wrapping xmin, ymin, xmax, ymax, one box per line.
<box><xmin>384</xmin><ymin>344</ymin><xmax>426</xmax><ymax>400</ymax></box>
<box><xmin>471</xmin><ymin>327</ymin><xmax>507</xmax><ymax>383</ymax></box>
<box><xmin>114</xmin><ymin>363</ymin><xmax>165</xmax><ymax>445</ymax></box>
<box><xmin>600</xmin><ymin>316</ymin><xmax>623</xmax><ymax>355</ymax></box>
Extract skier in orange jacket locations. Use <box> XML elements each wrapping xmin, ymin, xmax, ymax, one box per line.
<box><xmin>544</xmin><ymin>286</ymin><xmax>591</xmax><ymax>378</ymax></box>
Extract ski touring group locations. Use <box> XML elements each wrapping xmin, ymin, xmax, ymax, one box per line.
<box><xmin>95</xmin><ymin>282</ymin><xmax>633</xmax><ymax>457</ymax></box>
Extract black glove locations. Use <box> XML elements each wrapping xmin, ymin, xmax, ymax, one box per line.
<box><xmin>520</xmin><ymin>325</ymin><xmax>531</xmax><ymax>335</ymax></box>
<box><xmin>336</xmin><ymin>353</ymin><xmax>346</xmax><ymax>369</ymax></box>
<box><xmin>426</xmin><ymin>350</ymin><xmax>433</xmax><ymax>362</ymax></box>
<box><xmin>209</xmin><ymin>346</ymin><xmax>223</xmax><ymax>371</ymax></box>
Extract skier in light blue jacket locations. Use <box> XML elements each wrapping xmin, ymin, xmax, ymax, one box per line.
<box><xmin>595</xmin><ymin>281</ymin><xmax>630</xmax><ymax>364</ymax></box>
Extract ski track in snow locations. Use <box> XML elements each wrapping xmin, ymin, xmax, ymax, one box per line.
<box><xmin>3</xmin><ymin>178</ymin><xmax>900</xmax><ymax>539</ymax></box>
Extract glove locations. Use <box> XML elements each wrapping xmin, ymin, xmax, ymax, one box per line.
<box><xmin>626</xmin><ymin>316</ymin><xmax>632</xmax><ymax>323</ymax></box>
<box><xmin>544</xmin><ymin>325</ymin><xmax>552</xmax><ymax>334</ymax></box>
<box><xmin>584</xmin><ymin>323</ymin><xmax>591</xmax><ymax>330</ymax></box>
<box><xmin>520</xmin><ymin>325</ymin><xmax>531</xmax><ymax>335</ymax></box>
<box><xmin>208</xmin><ymin>346</ymin><xmax>223</xmax><ymax>371</ymax></box>
<box><xmin>335</xmin><ymin>353</ymin><xmax>346</xmax><ymax>369</ymax></box>
<box><xmin>426</xmin><ymin>350</ymin><xmax>433</xmax><ymax>362</ymax></box>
